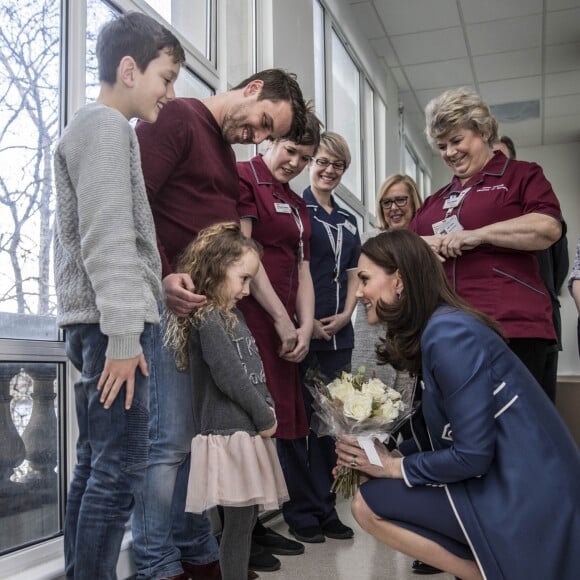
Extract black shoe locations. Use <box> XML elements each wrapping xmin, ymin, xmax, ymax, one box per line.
<box><xmin>321</xmin><ymin>519</ymin><xmax>354</xmax><ymax>540</ymax></box>
<box><xmin>288</xmin><ymin>525</ymin><xmax>325</xmax><ymax>543</ymax></box>
<box><xmin>252</xmin><ymin>527</ymin><xmax>305</xmax><ymax>555</ymax></box>
<box><xmin>249</xmin><ymin>544</ymin><xmax>281</xmax><ymax>572</ymax></box>
<box><xmin>412</xmin><ymin>560</ymin><xmax>443</xmax><ymax>575</ymax></box>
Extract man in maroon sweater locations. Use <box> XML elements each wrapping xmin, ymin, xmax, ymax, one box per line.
<box><xmin>132</xmin><ymin>70</ymin><xmax>308</xmax><ymax>580</ymax></box>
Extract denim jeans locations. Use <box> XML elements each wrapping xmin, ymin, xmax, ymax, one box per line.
<box><xmin>64</xmin><ymin>323</ymin><xmax>153</xmax><ymax>580</ymax></box>
<box><xmin>132</xmin><ymin>312</ymin><xmax>219</xmax><ymax>579</ymax></box>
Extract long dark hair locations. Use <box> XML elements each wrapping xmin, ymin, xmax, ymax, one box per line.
<box><xmin>361</xmin><ymin>229</ymin><xmax>503</xmax><ymax>375</ymax></box>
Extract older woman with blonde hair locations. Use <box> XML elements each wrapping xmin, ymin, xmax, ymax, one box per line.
<box><xmin>411</xmin><ymin>86</ymin><xmax>563</xmax><ymax>398</ymax></box>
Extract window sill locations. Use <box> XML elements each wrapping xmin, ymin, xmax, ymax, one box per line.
<box><xmin>0</xmin><ymin>532</ymin><xmax>136</xmax><ymax>580</ymax></box>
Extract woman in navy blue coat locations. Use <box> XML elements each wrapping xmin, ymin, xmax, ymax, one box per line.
<box><xmin>336</xmin><ymin>229</ymin><xmax>580</xmax><ymax>580</ymax></box>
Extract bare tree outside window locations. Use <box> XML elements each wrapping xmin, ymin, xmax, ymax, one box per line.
<box><xmin>0</xmin><ymin>0</ymin><xmax>59</xmax><ymax>338</ymax></box>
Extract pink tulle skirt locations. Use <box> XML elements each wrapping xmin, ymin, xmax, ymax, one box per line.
<box><xmin>186</xmin><ymin>431</ymin><xmax>289</xmax><ymax>514</ymax></box>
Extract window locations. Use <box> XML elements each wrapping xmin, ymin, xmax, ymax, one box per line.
<box><xmin>363</xmin><ymin>81</ymin><xmax>376</xmax><ymax>211</ymax></box>
<box><xmin>226</xmin><ymin>0</ymin><xmax>255</xmax><ymax>86</ymax></box>
<box><xmin>1</xmin><ymin>0</ymin><xmax>225</xmax><ymax>574</ymax></box>
<box><xmin>0</xmin><ymin>0</ymin><xmax>65</xmax><ymax>558</ymax></box>
<box><xmin>404</xmin><ymin>143</ymin><xmax>418</xmax><ymax>184</ymax></box>
<box><xmin>330</xmin><ymin>31</ymin><xmax>361</xmax><ymax>199</ymax></box>
<box><xmin>404</xmin><ymin>141</ymin><xmax>430</xmax><ymax>200</ymax></box>
<box><xmin>313</xmin><ymin>0</ymin><xmax>326</xmax><ymax>123</ymax></box>
<box><xmin>374</xmin><ymin>97</ymin><xmax>387</xmax><ymax>211</ymax></box>
<box><xmin>0</xmin><ymin>362</ymin><xmax>64</xmax><ymax>556</ymax></box>
<box><xmin>0</xmin><ymin>0</ymin><xmax>61</xmax><ymax>341</ymax></box>
<box><xmin>143</xmin><ymin>0</ymin><xmax>215</xmax><ymax>63</ymax></box>
<box><xmin>423</xmin><ymin>170</ymin><xmax>431</xmax><ymax>200</ymax></box>
<box><xmin>86</xmin><ymin>1</ymin><xmax>119</xmax><ymax>102</ymax></box>
<box><xmin>312</xmin><ymin>2</ymin><xmax>393</xmax><ymax>232</ymax></box>
<box><xmin>226</xmin><ymin>0</ymin><xmax>256</xmax><ymax>162</ymax></box>
<box><xmin>175</xmin><ymin>67</ymin><xmax>214</xmax><ymax>99</ymax></box>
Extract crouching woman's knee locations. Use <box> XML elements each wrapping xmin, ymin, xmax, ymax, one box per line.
<box><xmin>351</xmin><ymin>489</ymin><xmax>381</xmax><ymax>534</ymax></box>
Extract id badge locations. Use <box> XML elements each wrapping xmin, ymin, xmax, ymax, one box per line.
<box><xmin>274</xmin><ymin>202</ymin><xmax>291</xmax><ymax>214</ymax></box>
<box><xmin>443</xmin><ymin>196</ymin><xmax>461</xmax><ymax>210</ymax></box>
<box><xmin>444</xmin><ymin>215</ymin><xmax>464</xmax><ymax>232</ymax></box>
<box><xmin>432</xmin><ymin>219</ymin><xmax>447</xmax><ymax>235</ymax></box>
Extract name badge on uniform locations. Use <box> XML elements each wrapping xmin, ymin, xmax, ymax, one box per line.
<box><xmin>432</xmin><ymin>215</ymin><xmax>464</xmax><ymax>235</ymax></box>
<box><xmin>442</xmin><ymin>187</ymin><xmax>470</xmax><ymax>209</ymax></box>
<box><xmin>343</xmin><ymin>221</ymin><xmax>357</xmax><ymax>235</ymax></box>
<box><xmin>274</xmin><ymin>202</ymin><xmax>291</xmax><ymax>214</ymax></box>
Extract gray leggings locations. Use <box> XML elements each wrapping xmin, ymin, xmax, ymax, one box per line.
<box><xmin>220</xmin><ymin>505</ymin><xmax>259</xmax><ymax>580</ymax></box>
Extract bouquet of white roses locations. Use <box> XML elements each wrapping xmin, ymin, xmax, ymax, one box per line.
<box><xmin>305</xmin><ymin>366</ymin><xmax>413</xmax><ymax>498</ymax></box>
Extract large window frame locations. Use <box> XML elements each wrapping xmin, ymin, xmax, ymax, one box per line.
<box><xmin>315</xmin><ymin>2</ymin><xmax>392</xmax><ymax>233</ymax></box>
<box><xmin>0</xmin><ymin>0</ymin><xmax>250</xmax><ymax>576</ymax></box>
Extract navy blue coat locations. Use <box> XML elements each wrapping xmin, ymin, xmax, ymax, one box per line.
<box><xmin>402</xmin><ymin>307</ymin><xmax>580</xmax><ymax>580</ymax></box>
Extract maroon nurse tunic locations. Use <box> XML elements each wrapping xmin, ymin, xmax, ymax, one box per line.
<box><xmin>237</xmin><ymin>155</ymin><xmax>311</xmax><ymax>439</ymax></box>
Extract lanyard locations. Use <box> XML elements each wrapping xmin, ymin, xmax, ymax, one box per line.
<box><xmin>291</xmin><ymin>206</ymin><xmax>305</xmax><ymax>263</ymax></box>
<box><xmin>319</xmin><ymin>218</ymin><xmax>343</xmax><ymax>285</ymax></box>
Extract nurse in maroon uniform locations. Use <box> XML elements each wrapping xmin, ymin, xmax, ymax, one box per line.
<box><xmin>237</xmin><ymin>110</ymin><xmax>321</xmax><ymax>565</ymax></box>
<box><xmin>411</xmin><ymin>87</ymin><xmax>563</xmax><ymax>396</ymax></box>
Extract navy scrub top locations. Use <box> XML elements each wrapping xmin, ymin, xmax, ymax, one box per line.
<box><xmin>303</xmin><ymin>186</ymin><xmax>361</xmax><ymax>351</ymax></box>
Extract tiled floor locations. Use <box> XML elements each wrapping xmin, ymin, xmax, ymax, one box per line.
<box><xmin>259</xmin><ymin>500</ymin><xmax>455</xmax><ymax>580</ymax></box>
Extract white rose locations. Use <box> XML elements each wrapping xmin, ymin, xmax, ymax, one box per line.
<box><xmin>376</xmin><ymin>401</ymin><xmax>400</xmax><ymax>422</ymax></box>
<box><xmin>362</xmin><ymin>379</ymin><xmax>389</xmax><ymax>403</ymax></box>
<box><xmin>343</xmin><ymin>391</ymin><xmax>373</xmax><ymax>421</ymax></box>
<box><xmin>328</xmin><ymin>380</ymin><xmax>355</xmax><ymax>403</ymax></box>
<box><xmin>385</xmin><ymin>387</ymin><xmax>402</xmax><ymax>401</ymax></box>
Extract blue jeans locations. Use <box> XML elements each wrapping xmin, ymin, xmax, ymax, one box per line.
<box><xmin>132</xmin><ymin>313</ymin><xmax>218</xmax><ymax>579</ymax></box>
<box><xmin>64</xmin><ymin>323</ymin><xmax>153</xmax><ymax>580</ymax></box>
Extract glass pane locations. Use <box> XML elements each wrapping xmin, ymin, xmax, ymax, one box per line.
<box><xmin>375</xmin><ymin>96</ymin><xmax>387</xmax><ymax>207</ymax></box>
<box><xmin>86</xmin><ymin>0</ymin><xmax>119</xmax><ymax>102</ymax></box>
<box><xmin>364</xmin><ymin>81</ymin><xmax>375</xmax><ymax>211</ymax></box>
<box><xmin>0</xmin><ymin>362</ymin><xmax>63</xmax><ymax>555</ymax></box>
<box><xmin>331</xmin><ymin>31</ymin><xmax>361</xmax><ymax>199</ymax></box>
<box><xmin>404</xmin><ymin>144</ymin><xmax>417</xmax><ymax>182</ymax></box>
<box><xmin>0</xmin><ymin>0</ymin><xmax>60</xmax><ymax>340</ymax></box>
<box><xmin>313</xmin><ymin>0</ymin><xmax>326</xmax><ymax>123</ymax></box>
<box><xmin>423</xmin><ymin>172</ymin><xmax>431</xmax><ymax>200</ymax></box>
<box><xmin>175</xmin><ymin>67</ymin><xmax>214</xmax><ymax>98</ymax></box>
<box><xmin>226</xmin><ymin>0</ymin><xmax>254</xmax><ymax>86</ymax></box>
<box><xmin>144</xmin><ymin>0</ymin><xmax>211</xmax><ymax>60</ymax></box>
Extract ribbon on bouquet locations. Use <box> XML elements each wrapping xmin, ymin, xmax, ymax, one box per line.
<box><xmin>357</xmin><ymin>434</ymin><xmax>388</xmax><ymax>466</ymax></box>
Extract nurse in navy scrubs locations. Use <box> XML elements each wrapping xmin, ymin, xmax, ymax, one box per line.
<box><xmin>411</xmin><ymin>87</ymin><xmax>563</xmax><ymax>399</ymax></box>
<box><xmin>336</xmin><ymin>229</ymin><xmax>580</xmax><ymax>580</ymax></box>
<box><xmin>283</xmin><ymin>132</ymin><xmax>360</xmax><ymax>543</ymax></box>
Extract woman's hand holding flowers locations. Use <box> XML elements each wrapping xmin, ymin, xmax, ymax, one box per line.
<box><xmin>336</xmin><ymin>436</ymin><xmax>403</xmax><ymax>480</ymax></box>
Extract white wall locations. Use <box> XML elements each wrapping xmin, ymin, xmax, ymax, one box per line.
<box><xmin>430</xmin><ymin>143</ymin><xmax>580</xmax><ymax>377</ymax></box>
<box><xmin>518</xmin><ymin>143</ymin><xmax>580</xmax><ymax>376</ymax></box>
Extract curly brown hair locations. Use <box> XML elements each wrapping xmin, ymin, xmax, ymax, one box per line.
<box><xmin>164</xmin><ymin>222</ymin><xmax>261</xmax><ymax>370</ymax></box>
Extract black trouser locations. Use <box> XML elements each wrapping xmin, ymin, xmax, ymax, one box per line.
<box><xmin>508</xmin><ymin>338</ymin><xmax>556</xmax><ymax>403</ymax></box>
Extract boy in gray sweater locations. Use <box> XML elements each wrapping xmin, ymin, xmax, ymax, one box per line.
<box><xmin>52</xmin><ymin>13</ymin><xmax>184</xmax><ymax>579</ymax></box>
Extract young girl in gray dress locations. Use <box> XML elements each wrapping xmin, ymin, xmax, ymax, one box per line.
<box><xmin>165</xmin><ymin>222</ymin><xmax>288</xmax><ymax>580</ymax></box>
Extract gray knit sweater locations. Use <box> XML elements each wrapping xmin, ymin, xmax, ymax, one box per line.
<box><xmin>53</xmin><ymin>103</ymin><xmax>161</xmax><ymax>359</ymax></box>
<box><xmin>188</xmin><ymin>308</ymin><xmax>277</xmax><ymax>436</ymax></box>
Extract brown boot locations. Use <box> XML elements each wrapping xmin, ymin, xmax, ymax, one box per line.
<box><xmin>181</xmin><ymin>560</ymin><xmax>221</xmax><ymax>579</ymax></box>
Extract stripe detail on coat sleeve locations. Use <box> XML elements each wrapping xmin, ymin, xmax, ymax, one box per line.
<box><xmin>494</xmin><ymin>395</ymin><xmax>519</xmax><ymax>419</ymax></box>
<box><xmin>493</xmin><ymin>381</ymin><xmax>506</xmax><ymax>395</ymax></box>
